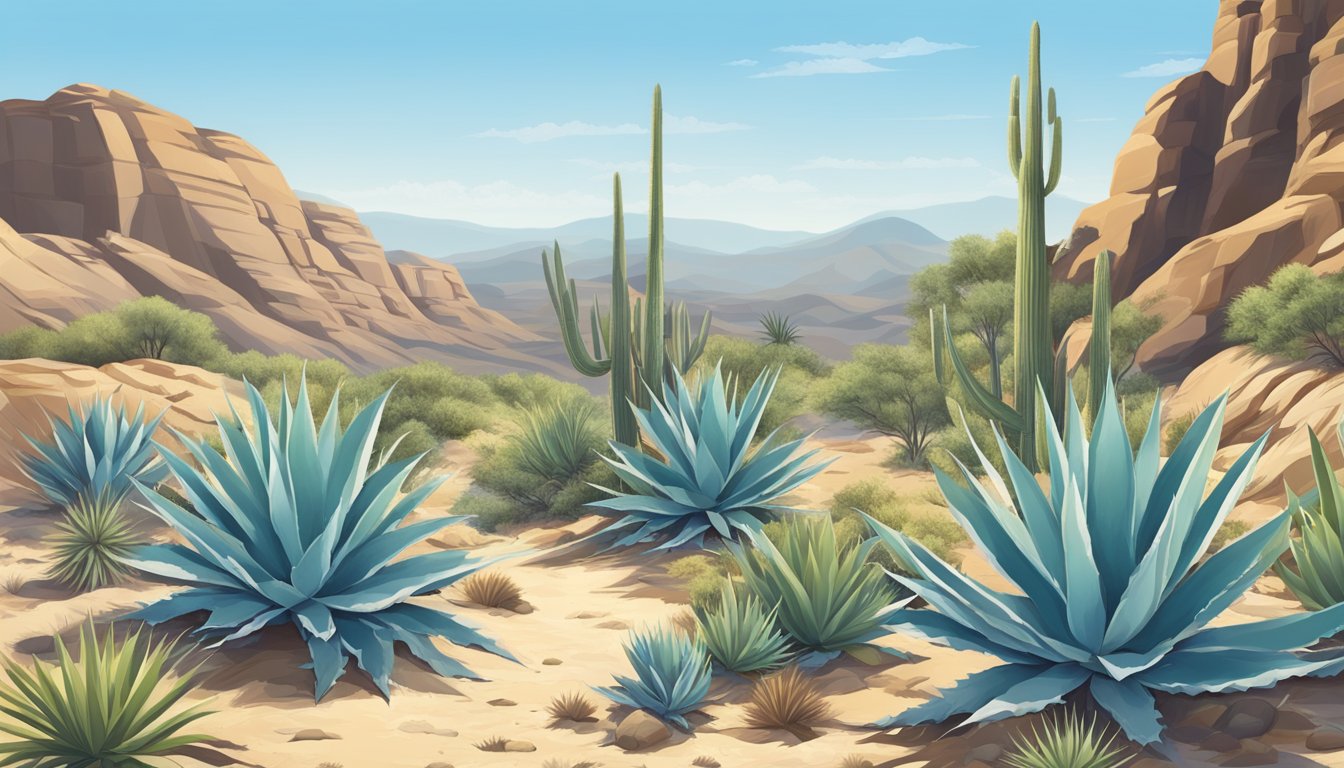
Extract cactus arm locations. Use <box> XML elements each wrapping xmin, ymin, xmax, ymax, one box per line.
<box><xmin>1008</xmin><ymin>75</ymin><xmax>1023</xmax><ymax>178</ymax></box>
<box><xmin>641</xmin><ymin>85</ymin><xmax>666</xmax><ymax>396</ymax></box>
<box><xmin>542</xmin><ymin>242</ymin><xmax>611</xmax><ymax>377</ymax></box>
<box><xmin>1045</xmin><ymin>88</ymin><xmax>1063</xmax><ymax>196</ymax></box>
<box><xmin>608</xmin><ymin>173</ymin><xmax>638</xmax><ymax>446</ymax></box>
<box><xmin>1087</xmin><ymin>250</ymin><xmax>1113</xmax><ymax>416</ymax></box>
<box><xmin>942</xmin><ymin>308</ymin><xmax>1026</xmax><ymax>433</ymax></box>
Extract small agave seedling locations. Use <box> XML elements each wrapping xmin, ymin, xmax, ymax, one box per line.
<box><xmin>1276</xmin><ymin>418</ymin><xmax>1344</xmax><ymax>611</ymax></box>
<box><xmin>20</xmin><ymin>394</ymin><xmax>166</xmax><ymax>508</ymax></box>
<box><xmin>867</xmin><ymin>378</ymin><xmax>1344</xmax><ymax>745</ymax></box>
<box><xmin>594</xmin><ymin>625</ymin><xmax>712</xmax><ymax>729</ymax></box>
<box><xmin>126</xmin><ymin>375</ymin><xmax>514</xmax><ymax>700</ymax></box>
<box><xmin>591</xmin><ymin>364</ymin><xmax>830</xmax><ymax>550</ymax></box>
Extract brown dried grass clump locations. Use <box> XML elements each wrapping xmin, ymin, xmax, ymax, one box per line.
<box><xmin>547</xmin><ymin>691</ymin><xmax>598</xmax><ymax>722</ymax></box>
<box><xmin>743</xmin><ymin>666</ymin><xmax>833</xmax><ymax>739</ymax></box>
<box><xmin>459</xmin><ymin>570</ymin><xmax>523</xmax><ymax>608</ymax></box>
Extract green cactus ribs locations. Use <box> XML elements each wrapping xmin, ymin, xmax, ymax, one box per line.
<box><xmin>542</xmin><ymin>85</ymin><xmax>710</xmax><ymax>448</ymax></box>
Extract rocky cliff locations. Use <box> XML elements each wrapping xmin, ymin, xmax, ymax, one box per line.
<box><xmin>1055</xmin><ymin>0</ymin><xmax>1344</xmax><ymax>379</ymax></box>
<box><xmin>0</xmin><ymin>84</ymin><xmax>541</xmax><ymax>373</ymax></box>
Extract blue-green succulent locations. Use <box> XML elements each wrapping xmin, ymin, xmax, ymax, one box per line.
<box><xmin>594</xmin><ymin>625</ymin><xmax>712</xmax><ymax>729</ymax></box>
<box><xmin>20</xmin><ymin>395</ymin><xmax>166</xmax><ymax>507</ymax></box>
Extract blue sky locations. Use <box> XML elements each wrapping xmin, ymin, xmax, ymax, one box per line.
<box><xmin>4</xmin><ymin>1</ymin><xmax>1213</xmax><ymax>232</ymax></box>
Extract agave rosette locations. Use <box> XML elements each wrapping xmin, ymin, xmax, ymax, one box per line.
<box><xmin>126</xmin><ymin>376</ymin><xmax>513</xmax><ymax>700</ymax></box>
<box><xmin>1275</xmin><ymin>419</ymin><xmax>1344</xmax><ymax>611</ymax></box>
<box><xmin>20</xmin><ymin>394</ymin><xmax>167</xmax><ymax>507</ymax></box>
<box><xmin>592</xmin><ymin>364</ymin><xmax>830</xmax><ymax>550</ymax></box>
<box><xmin>594</xmin><ymin>625</ymin><xmax>712</xmax><ymax>729</ymax></box>
<box><xmin>867</xmin><ymin>380</ymin><xmax>1344</xmax><ymax>744</ymax></box>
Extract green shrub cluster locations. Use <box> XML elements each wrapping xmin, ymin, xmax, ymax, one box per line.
<box><xmin>694</xmin><ymin>334</ymin><xmax>828</xmax><ymax>438</ymax></box>
<box><xmin>0</xmin><ymin>297</ymin><xmax>227</xmax><ymax>367</ymax></box>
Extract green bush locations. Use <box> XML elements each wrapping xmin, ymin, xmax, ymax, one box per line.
<box><xmin>2</xmin><ymin>298</ymin><xmax>229</xmax><ymax>368</ymax></box>
<box><xmin>817</xmin><ymin>344</ymin><xmax>949</xmax><ymax>466</ymax></box>
<box><xmin>1227</xmin><ymin>264</ymin><xmax>1344</xmax><ymax>368</ymax></box>
<box><xmin>0</xmin><ymin>325</ymin><xmax>57</xmax><ymax>359</ymax></box>
<box><xmin>825</xmin><ymin>480</ymin><xmax>966</xmax><ymax>574</ymax></box>
<box><xmin>667</xmin><ymin>554</ymin><xmax>735</xmax><ymax>609</ymax></box>
<box><xmin>1164</xmin><ymin>411</ymin><xmax>1195</xmax><ymax>456</ymax></box>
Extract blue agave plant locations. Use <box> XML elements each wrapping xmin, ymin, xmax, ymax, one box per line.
<box><xmin>591</xmin><ymin>364</ymin><xmax>830</xmax><ymax>550</ymax></box>
<box><xmin>866</xmin><ymin>380</ymin><xmax>1344</xmax><ymax>745</ymax></box>
<box><xmin>125</xmin><ymin>376</ymin><xmax>513</xmax><ymax>700</ymax></box>
<box><xmin>594</xmin><ymin>625</ymin><xmax>712</xmax><ymax>729</ymax></box>
<box><xmin>20</xmin><ymin>395</ymin><xmax>167</xmax><ymax>507</ymax></box>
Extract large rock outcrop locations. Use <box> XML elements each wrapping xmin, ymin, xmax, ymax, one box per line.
<box><xmin>1055</xmin><ymin>0</ymin><xmax>1344</xmax><ymax>378</ymax></box>
<box><xmin>0</xmin><ymin>84</ymin><xmax>542</xmax><ymax>373</ymax></box>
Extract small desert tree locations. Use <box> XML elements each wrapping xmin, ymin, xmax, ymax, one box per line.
<box><xmin>958</xmin><ymin>281</ymin><xmax>1013</xmax><ymax>397</ymax></box>
<box><xmin>817</xmin><ymin>344</ymin><xmax>949</xmax><ymax>465</ymax></box>
<box><xmin>116</xmin><ymin>297</ymin><xmax>227</xmax><ymax>365</ymax></box>
<box><xmin>1227</xmin><ymin>264</ymin><xmax>1344</xmax><ymax>368</ymax></box>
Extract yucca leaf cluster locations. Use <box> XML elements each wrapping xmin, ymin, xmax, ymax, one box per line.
<box><xmin>868</xmin><ymin>380</ymin><xmax>1344</xmax><ymax>744</ymax></box>
<box><xmin>693</xmin><ymin>579</ymin><xmax>791</xmax><ymax>673</ymax></box>
<box><xmin>1276</xmin><ymin>419</ymin><xmax>1344</xmax><ymax>611</ymax></box>
<box><xmin>126</xmin><ymin>375</ymin><xmax>513</xmax><ymax>700</ymax></box>
<box><xmin>594</xmin><ymin>625</ymin><xmax>712</xmax><ymax>729</ymax></box>
<box><xmin>591</xmin><ymin>364</ymin><xmax>830</xmax><ymax>550</ymax></box>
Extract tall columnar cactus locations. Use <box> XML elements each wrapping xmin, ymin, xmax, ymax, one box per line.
<box><xmin>1087</xmin><ymin>249</ymin><xmax>1112</xmax><ymax>418</ymax></box>
<box><xmin>542</xmin><ymin>86</ymin><xmax>710</xmax><ymax>447</ymax></box>
<box><xmin>932</xmin><ymin>23</ymin><xmax>1112</xmax><ymax>471</ymax></box>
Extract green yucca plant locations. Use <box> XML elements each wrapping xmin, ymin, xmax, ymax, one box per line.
<box><xmin>512</xmin><ymin>399</ymin><xmax>603</xmax><ymax>482</ymax></box>
<box><xmin>759</xmin><ymin>312</ymin><xmax>802</xmax><ymax>346</ymax></box>
<box><xmin>594</xmin><ymin>625</ymin><xmax>712</xmax><ymax>729</ymax></box>
<box><xmin>20</xmin><ymin>395</ymin><xmax>167</xmax><ymax>508</ymax></box>
<box><xmin>735</xmin><ymin>516</ymin><xmax>897</xmax><ymax>664</ymax></box>
<box><xmin>1276</xmin><ymin>419</ymin><xmax>1344</xmax><ymax>611</ymax></box>
<box><xmin>867</xmin><ymin>377</ymin><xmax>1344</xmax><ymax>745</ymax></box>
<box><xmin>126</xmin><ymin>375</ymin><xmax>514</xmax><ymax>701</ymax></box>
<box><xmin>694</xmin><ymin>579</ymin><xmax>791</xmax><ymax>673</ymax></box>
<box><xmin>47</xmin><ymin>492</ymin><xmax>141</xmax><ymax>591</ymax></box>
<box><xmin>591</xmin><ymin>364</ymin><xmax>830</xmax><ymax>550</ymax></box>
<box><xmin>0</xmin><ymin>622</ymin><xmax>214</xmax><ymax>766</ymax></box>
<box><xmin>1004</xmin><ymin>709</ymin><xmax>1130</xmax><ymax>768</ymax></box>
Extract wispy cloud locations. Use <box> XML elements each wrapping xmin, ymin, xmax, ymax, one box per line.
<box><xmin>474</xmin><ymin>121</ymin><xmax>642</xmax><ymax>143</ymax></box>
<box><xmin>476</xmin><ymin>115</ymin><xmax>748</xmax><ymax>142</ymax></box>
<box><xmin>795</xmin><ymin>155</ymin><xmax>980</xmax><ymax>170</ymax></box>
<box><xmin>776</xmin><ymin>37</ymin><xmax>971</xmax><ymax>60</ymax></box>
<box><xmin>752</xmin><ymin>57</ymin><xmax>891</xmax><ymax>78</ymax></box>
<box><xmin>725</xmin><ymin>58</ymin><xmax>759</xmax><ymax>67</ymax></box>
<box><xmin>1122</xmin><ymin>57</ymin><xmax>1202</xmax><ymax>78</ymax></box>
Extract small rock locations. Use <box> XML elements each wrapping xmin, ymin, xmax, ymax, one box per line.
<box><xmin>1217</xmin><ymin>740</ymin><xmax>1278</xmax><ymax>766</ymax></box>
<box><xmin>1214</xmin><ymin>699</ymin><xmax>1277</xmax><ymax>739</ymax></box>
<box><xmin>503</xmin><ymin>600</ymin><xmax>534</xmax><ymax>614</ymax></box>
<box><xmin>289</xmin><ymin>728</ymin><xmax>341</xmax><ymax>742</ymax></box>
<box><xmin>963</xmin><ymin>743</ymin><xmax>1002</xmax><ymax>764</ymax></box>
<box><xmin>1201</xmin><ymin>732</ymin><xmax>1243</xmax><ymax>753</ymax></box>
<box><xmin>1307</xmin><ymin>725</ymin><xmax>1344</xmax><ymax>751</ymax></box>
<box><xmin>614</xmin><ymin>709</ymin><xmax>673</xmax><ymax>751</ymax></box>
<box><xmin>1169</xmin><ymin>724</ymin><xmax>1214</xmax><ymax>744</ymax></box>
<box><xmin>1270</xmin><ymin>708</ymin><xmax>1315</xmax><ymax>731</ymax></box>
<box><xmin>597</xmin><ymin>619</ymin><xmax>632</xmax><ymax>630</ymax></box>
<box><xmin>568</xmin><ymin>610</ymin><xmax>608</xmax><ymax>619</ymax></box>
<box><xmin>542</xmin><ymin>657</ymin><xmax>563</xmax><ymax>665</ymax></box>
<box><xmin>398</xmin><ymin>720</ymin><xmax>458</xmax><ymax>737</ymax></box>
<box><xmin>1184</xmin><ymin>703</ymin><xmax>1230</xmax><ymax>729</ymax></box>
<box><xmin>425</xmin><ymin>763</ymin><xmax>454</xmax><ymax>768</ymax></box>
<box><xmin>503</xmin><ymin>740</ymin><xmax>536</xmax><ymax>753</ymax></box>
<box><xmin>487</xmin><ymin>698</ymin><xmax>517</xmax><ymax>707</ymax></box>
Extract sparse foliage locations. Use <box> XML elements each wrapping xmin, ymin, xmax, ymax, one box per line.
<box><xmin>817</xmin><ymin>344</ymin><xmax>949</xmax><ymax>465</ymax></box>
<box><xmin>547</xmin><ymin>691</ymin><xmax>598</xmax><ymax>722</ymax></box>
<box><xmin>459</xmin><ymin>571</ymin><xmax>523</xmax><ymax>609</ymax></box>
<box><xmin>743</xmin><ymin>666</ymin><xmax>833</xmax><ymax>737</ymax></box>
<box><xmin>1227</xmin><ymin>264</ymin><xmax>1344</xmax><ymax>368</ymax></box>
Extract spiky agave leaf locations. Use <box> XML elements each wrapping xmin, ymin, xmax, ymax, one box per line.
<box><xmin>1275</xmin><ymin>421</ymin><xmax>1344</xmax><ymax>611</ymax></box>
<box><xmin>866</xmin><ymin>377</ymin><xmax>1344</xmax><ymax>745</ymax></box>
<box><xmin>125</xmin><ymin>374</ymin><xmax>514</xmax><ymax>701</ymax></box>
<box><xmin>20</xmin><ymin>394</ymin><xmax>167</xmax><ymax>508</ymax></box>
<box><xmin>47</xmin><ymin>492</ymin><xmax>141</xmax><ymax>592</ymax></box>
<box><xmin>735</xmin><ymin>515</ymin><xmax>898</xmax><ymax>662</ymax></box>
<box><xmin>0</xmin><ymin>621</ymin><xmax>215</xmax><ymax>765</ymax></box>
<box><xmin>694</xmin><ymin>579</ymin><xmax>792</xmax><ymax>673</ymax></box>
<box><xmin>593</xmin><ymin>625</ymin><xmax>712</xmax><ymax>729</ymax></box>
<box><xmin>590</xmin><ymin>364</ymin><xmax>831</xmax><ymax>550</ymax></box>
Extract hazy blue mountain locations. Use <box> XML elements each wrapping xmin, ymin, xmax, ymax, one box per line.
<box><xmin>294</xmin><ymin>189</ymin><xmax>352</xmax><ymax>207</ymax></box>
<box><xmin>864</xmin><ymin>195</ymin><xmax>1090</xmax><ymax>241</ymax></box>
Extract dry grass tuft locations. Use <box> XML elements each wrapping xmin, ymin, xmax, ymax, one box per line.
<box><xmin>474</xmin><ymin>735</ymin><xmax>509</xmax><ymax>752</ymax></box>
<box><xmin>547</xmin><ymin>691</ymin><xmax>598</xmax><ymax>722</ymax></box>
<box><xmin>838</xmin><ymin>756</ymin><xmax>875</xmax><ymax>768</ymax></box>
<box><xmin>459</xmin><ymin>570</ymin><xmax>523</xmax><ymax>608</ymax></box>
<box><xmin>692</xmin><ymin>757</ymin><xmax>722</xmax><ymax>768</ymax></box>
<box><xmin>744</xmin><ymin>666</ymin><xmax>833</xmax><ymax>737</ymax></box>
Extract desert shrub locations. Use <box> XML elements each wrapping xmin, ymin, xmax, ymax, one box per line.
<box><xmin>115</xmin><ymin>296</ymin><xmax>229</xmax><ymax>365</ymax></box>
<box><xmin>47</xmin><ymin>494</ymin><xmax>141</xmax><ymax>591</ymax></box>
<box><xmin>826</xmin><ymin>480</ymin><xmax>966</xmax><ymax>574</ymax></box>
<box><xmin>696</xmin><ymin>335</ymin><xmax>828</xmax><ymax>435</ymax></box>
<box><xmin>666</xmin><ymin>554</ymin><xmax>733</xmax><ymax>609</ymax></box>
<box><xmin>20</xmin><ymin>395</ymin><xmax>167</xmax><ymax>508</ymax></box>
<box><xmin>374</xmin><ymin>418</ymin><xmax>439</xmax><ymax>466</ymax></box>
<box><xmin>742</xmin><ymin>666</ymin><xmax>833</xmax><ymax>736</ymax></box>
<box><xmin>817</xmin><ymin>344</ymin><xmax>949</xmax><ymax>466</ymax></box>
<box><xmin>593</xmin><ymin>365</ymin><xmax>828</xmax><ymax>550</ymax></box>
<box><xmin>49</xmin><ymin>312</ymin><xmax>131</xmax><ymax>367</ymax></box>
<box><xmin>1122</xmin><ymin>390</ymin><xmax>1157</xmax><ymax>451</ymax></box>
<box><xmin>595</xmin><ymin>625</ymin><xmax>712</xmax><ymax>729</ymax></box>
<box><xmin>738</xmin><ymin>516</ymin><xmax>896</xmax><ymax>659</ymax></box>
<box><xmin>349</xmin><ymin>362</ymin><xmax>495</xmax><ymax>436</ymax></box>
<box><xmin>459</xmin><ymin>571</ymin><xmax>523</xmax><ymax>608</ymax></box>
<box><xmin>1227</xmin><ymin>263</ymin><xmax>1344</xmax><ymax>367</ymax></box>
<box><xmin>0</xmin><ymin>622</ymin><xmax>214</xmax><ymax>765</ymax></box>
<box><xmin>1163</xmin><ymin>411</ymin><xmax>1195</xmax><ymax>456</ymax></box>
<box><xmin>0</xmin><ymin>325</ymin><xmax>58</xmax><ymax>359</ymax></box>
<box><xmin>1115</xmin><ymin>371</ymin><xmax>1159</xmax><ymax>398</ymax></box>
<box><xmin>865</xmin><ymin>370</ymin><xmax>1344</xmax><ymax>745</ymax></box>
<box><xmin>694</xmin><ymin>579</ymin><xmax>791</xmax><ymax>673</ymax></box>
<box><xmin>126</xmin><ymin>375</ymin><xmax>512</xmax><ymax>700</ymax></box>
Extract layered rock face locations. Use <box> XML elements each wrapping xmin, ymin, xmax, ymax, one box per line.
<box><xmin>1055</xmin><ymin>0</ymin><xmax>1344</xmax><ymax>378</ymax></box>
<box><xmin>0</xmin><ymin>84</ymin><xmax>540</xmax><ymax>372</ymax></box>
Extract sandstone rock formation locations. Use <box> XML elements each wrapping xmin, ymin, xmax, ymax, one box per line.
<box><xmin>0</xmin><ymin>358</ymin><xmax>245</xmax><ymax>498</ymax></box>
<box><xmin>1055</xmin><ymin>0</ymin><xmax>1344</xmax><ymax>378</ymax></box>
<box><xmin>0</xmin><ymin>84</ymin><xmax>542</xmax><ymax>373</ymax></box>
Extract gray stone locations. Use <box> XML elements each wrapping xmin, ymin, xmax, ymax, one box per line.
<box><xmin>502</xmin><ymin>740</ymin><xmax>536</xmax><ymax>753</ymax></box>
<box><xmin>1214</xmin><ymin>699</ymin><xmax>1277</xmax><ymax>739</ymax></box>
<box><xmin>963</xmin><ymin>743</ymin><xmax>1002</xmax><ymax>764</ymax></box>
<box><xmin>1307</xmin><ymin>726</ymin><xmax>1344</xmax><ymax>752</ymax></box>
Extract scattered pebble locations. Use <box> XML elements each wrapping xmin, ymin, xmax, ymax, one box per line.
<box><xmin>289</xmin><ymin>729</ymin><xmax>341</xmax><ymax>742</ymax></box>
<box><xmin>543</xmin><ymin>657</ymin><xmax>563</xmax><ymax>665</ymax></box>
<box><xmin>1214</xmin><ymin>699</ymin><xmax>1277</xmax><ymax>739</ymax></box>
<box><xmin>487</xmin><ymin>698</ymin><xmax>517</xmax><ymax>707</ymax></box>
<box><xmin>502</xmin><ymin>740</ymin><xmax>536</xmax><ymax>753</ymax></box>
<box><xmin>568</xmin><ymin>610</ymin><xmax>607</xmax><ymax>619</ymax></box>
<box><xmin>596</xmin><ymin>619</ymin><xmax>632</xmax><ymax>630</ymax></box>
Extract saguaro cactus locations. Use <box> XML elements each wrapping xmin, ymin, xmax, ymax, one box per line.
<box><xmin>542</xmin><ymin>86</ymin><xmax>710</xmax><ymax>447</ymax></box>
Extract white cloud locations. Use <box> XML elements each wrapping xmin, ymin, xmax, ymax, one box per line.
<box><xmin>795</xmin><ymin>155</ymin><xmax>980</xmax><ymax>170</ymax></box>
<box><xmin>474</xmin><ymin>121</ymin><xmax>642</xmax><ymax>143</ymax></box>
<box><xmin>476</xmin><ymin>114</ymin><xmax>748</xmax><ymax>142</ymax></box>
<box><xmin>725</xmin><ymin>58</ymin><xmax>759</xmax><ymax>67</ymax></box>
<box><xmin>1122</xmin><ymin>57</ymin><xmax>1203</xmax><ymax>78</ymax></box>
<box><xmin>752</xmin><ymin>57</ymin><xmax>890</xmax><ymax>78</ymax></box>
<box><xmin>776</xmin><ymin>37</ymin><xmax>971</xmax><ymax>60</ymax></box>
